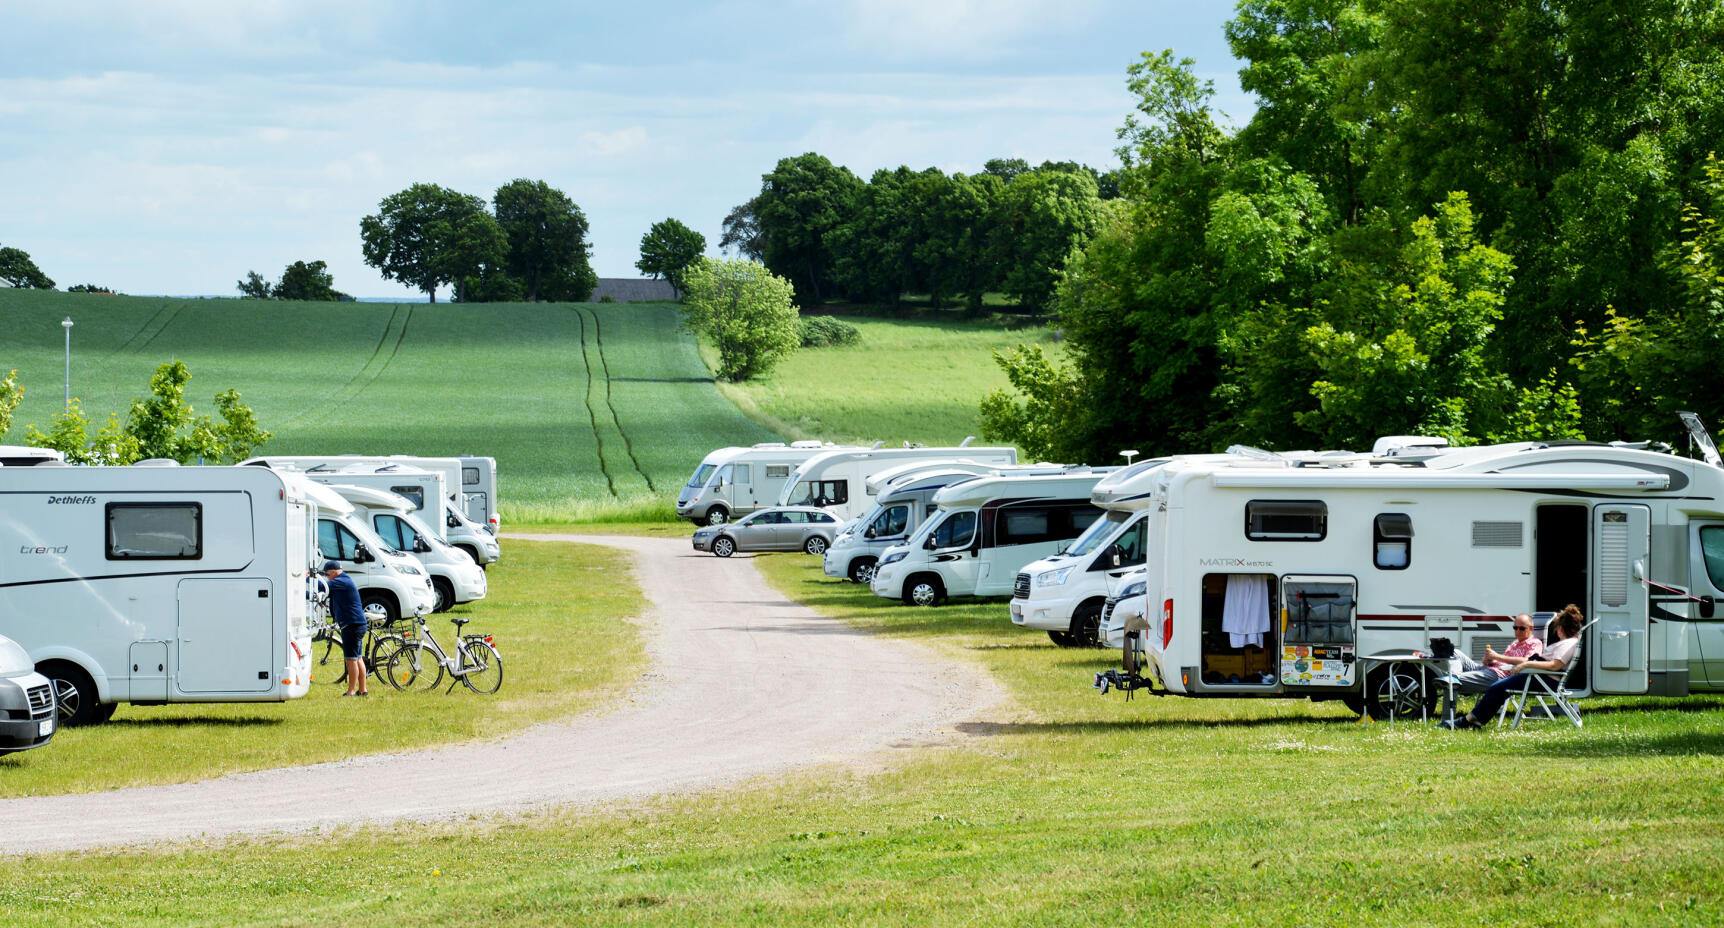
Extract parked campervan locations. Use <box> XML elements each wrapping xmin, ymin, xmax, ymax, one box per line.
<box><xmin>1010</xmin><ymin>459</ymin><xmax>1170</xmax><ymax>646</ymax></box>
<box><xmin>677</xmin><ymin>441</ymin><xmax>852</xmax><ymax>525</ymax></box>
<box><xmin>458</xmin><ymin>455</ymin><xmax>499</xmax><ymax>534</ymax></box>
<box><xmin>779</xmin><ymin>443</ymin><xmax>1020</xmax><ymax>523</ymax></box>
<box><xmin>0</xmin><ymin>464</ymin><xmax>320</xmax><ymax>726</ymax></box>
<box><xmin>823</xmin><ymin>466</ymin><xmax>996</xmax><ymax>584</ymax></box>
<box><xmin>0</xmin><ymin>445</ymin><xmax>64</xmax><ymax>467</ymax></box>
<box><xmin>300</xmin><ymin>481</ymin><xmax>437</xmax><ymax>626</ymax></box>
<box><xmin>869</xmin><ymin>468</ymin><xmax>1111</xmax><ymax>606</ymax></box>
<box><xmin>322</xmin><ymin>483</ymin><xmax>487</xmax><ymax>612</ymax></box>
<box><xmin>1097</xmin><ymin>417</ymin><xmax>1724</xmax><ymax>716</ymax></box>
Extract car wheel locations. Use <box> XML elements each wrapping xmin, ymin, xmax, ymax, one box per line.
<box><xmin>1070</xmin><ymin>600</ymin><xmax>1105</xmax><ymax>648</ymax></box>
<box><xmin>706</xmin><ymin>507</ymin><xmax>730</xmax><ymax>526</ymax></box>
<box><xmin>848</xmin><ymin>557</ymin><xmax>878</xmax><ymax>584</ymax></box>
<box><xmin>713</xmin><ymin>536</ymin><xmax>735</xmax><ymax>558</ymax></box>
<box><xmin>904</xmin><ymin>576</ymin><xmax>943</xmax><ymax>607</ymax></box>
<box><xmin>431</xmin><ymin>577</ymin><xmax>455</xmax><ymax>613</ymax></box>
<box><xmin>1047</xmin><ymin>630</ymin><xmax>1078</xmax><ymax>647</ymax></box>
<box><xmin>41</xmin><ymin>662</ymin><xmax>105</xmax><ymax>727</ymax></box>
<box><xmin>804</xmin><ymin>535</ymin><xmax>828</xmax><ymax>556</ymax></box>
<box><xmin>360</xmin><ymin>592</ymin><xmax>399</xmax><ymax>626</ymax></box>
<box><xmin>1364</xmin><ymin>665</ymin><xmax>1435</xmax><ymax>720</ymax></box>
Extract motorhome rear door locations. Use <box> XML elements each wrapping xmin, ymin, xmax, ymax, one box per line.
<box><xmin>177</xmin><ymin>578</ymin><xmax>275</xmax><ymax>693</ymax></box>
<box><xmin>1591</xmin><ymin>504</ymin><xmax>1650</xmax><ymax>694</ymax></box>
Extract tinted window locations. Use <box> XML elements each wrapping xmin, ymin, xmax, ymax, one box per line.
<box><xmin>1701</xmin><ymin>526</ymin><xmax>1724</xmax><ymax>589</ymax></box>
<box><xmin>781</xmin><ymin>511</ymin><xmax>808</xmax><ymax>524</ymax></box>
<box><xmin>107</xmin><ymin>503</ymin><xmax>201</xmax><ymax>559</ymax></box>
<box><xmin>811</xmin><ymin>512</ymin><xmax>836</xmax><ymax>523</ymax></box>
<box><xmin>1246</xmin><ymin>500</ymin><xmax>1327</xmax><ymax>541</ymax></box>
<box><xmin>998</xmin><ymin>509</ymin><xmax>1052</xmax><ymax>545</ymax></box>
<box><xmin>317</xmin><ymin>519</ymin><xmax>361</xmax><ymax>560</ymax></box>
<box><xmin>871</xmin><ymin>505</ymin><xmax>909</xmax><ymax>536</ymax></box>
<box><xmin>932</xmin><ymin>511</ymin><xmax>977</xmax><ymax>549</ymax></box>
<box><xmin>390</xmin><ymin>486</ymin><xmax>425</xmax><ymax>509</ymax></box>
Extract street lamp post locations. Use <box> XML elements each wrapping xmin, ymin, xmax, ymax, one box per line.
<box><xmin>62</xmin><ymin>316</ymin><xmax>73</xmax><ymax>410</ymax></box>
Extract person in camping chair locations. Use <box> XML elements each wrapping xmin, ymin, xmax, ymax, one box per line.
<box><xmin>1448</xmin><ymin>613</ymin><xmax>1543</xmax><ymax>688</ymax></box>
<box><xmin>1444</xmin><ymin>605</ymin><xmax>1583</xmax><ymax>730</ymax></box>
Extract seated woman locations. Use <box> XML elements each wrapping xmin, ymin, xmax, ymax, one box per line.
<box><xmin>1444</xmin><ymin>605</ymin><xmax>1583</xmax><ymax>730</ymax></box>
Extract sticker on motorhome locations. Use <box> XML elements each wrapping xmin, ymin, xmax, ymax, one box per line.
<box><xmin>47</xmin><ymin>495</ymin><xmax>96</xmax><ymax>505</ymax></box>
<box><xmin>1198</xmin><ymin>557</ymin><xmax>1273</xmax><ymax>568</ymax></box>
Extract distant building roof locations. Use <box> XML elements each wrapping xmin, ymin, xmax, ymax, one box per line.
<box><xmin>589</xmin><ymin>277</ymin><xmax>677</xmax><ymax>302</ymax></box>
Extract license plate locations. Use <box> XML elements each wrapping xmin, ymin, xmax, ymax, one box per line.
<box><xmin>38</xmin><ymin>718</ymin><xmax>53</xmax><ymax>737</ymax></box>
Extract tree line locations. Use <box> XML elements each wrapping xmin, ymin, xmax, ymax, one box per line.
<box><xmin>721</xmin><ymin>156</ymin><xmax>1118</xmax><ymax>312</ymax></box>
<box><xmin>982</xmin><ymin>0</ymin><xmax>1724</xmax><ymax>462</ymax></box>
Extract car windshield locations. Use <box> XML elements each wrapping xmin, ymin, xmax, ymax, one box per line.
<box><xmin>1066</xmin><ymin>510</ymin><xmax>1130</xmax><ymax>557</ymax></box>
<box><xmin>688</xmin><ymin>463</ymin><xmax>717</xmax><ymax>488</ymax></box>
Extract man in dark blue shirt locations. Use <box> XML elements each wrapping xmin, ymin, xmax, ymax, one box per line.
<box><xmin>324</xmin><ymin>560</ymin><xmax>369</xmax><ymax>697</ymax></box>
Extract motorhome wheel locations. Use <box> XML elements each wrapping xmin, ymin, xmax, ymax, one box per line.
<box><xmin>456</xmin><ymin>544</ymin><xmax>480</xmax><ymax>565</ymax></box>
<box><xmin>712</xmin><ymin>536</ymin><xmax>736</xmax><ymax>558</ymax></box>
<box><xmin>1364</xmin><ymin>665</ymin><xmax>1435</xmax><ymax>720</ymax></box>
<box><xmin>848</xmin><ymin>557</ymin><xmax>878</xmax><ymax>584</ymax></box>
<box><xmin>1073</xmin><ymin>600</ymin><xmax>1104</xmax><ymax>648</ymax></box>
<box><xmin>705</xmin><ymin>506</ymin><xmax>730</xmax><ymax>526</ymax></box>
<box><xmin>432</xmin><ymin>578</ymin><xmax>455</xmax><ymax>613</ymax></box>
<box><xmin>361</xmin><ymin>592</ymin><xmax>399</xmax><ymax>625</ymax></box>
<box><xmin>42</xmin><ymin>662</ymin><xmax>103</xmax><ymax>727</ymax></box>
<box><xmin>905</xmin><ymin>576</ymin><xmax>944</xmax><ymax>607</ymax></box>
<box><xmin>803</xmin><ymin>536</ymin><xmax>828</xmax><ymax>556</ymax></box>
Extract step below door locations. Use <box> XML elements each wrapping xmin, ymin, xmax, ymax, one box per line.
<box><xmin>176</xmin><ymin>578</ymin><xmax>275</xmax><ymax>694</ymax></box>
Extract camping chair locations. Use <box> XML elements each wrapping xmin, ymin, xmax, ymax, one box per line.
<box><xmin>1497</xmin><ymin>620</ymin><xmax>1597</xmax><ymax>730</ymax></box>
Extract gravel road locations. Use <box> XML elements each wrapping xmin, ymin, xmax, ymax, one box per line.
<box><xmin>0</xmin><ymin>535</ymin><xmax>1002</xmax><ymax>856</ymax></box>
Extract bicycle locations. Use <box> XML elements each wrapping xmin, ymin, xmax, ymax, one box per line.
<box><xmin>316</xmin><ymin>618</ymin><xmax>413</xmax><ymax>685</ymax></box>
<box><xmin>381</xmin><ymin>614</ymin><xmax>503</xmax><ymax>695</ymax></box>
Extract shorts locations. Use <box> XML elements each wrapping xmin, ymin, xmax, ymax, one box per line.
<box><xmin>340</xmin><ymin>623</ymin><xmax>367</xmax><ymax>660</ymax></box>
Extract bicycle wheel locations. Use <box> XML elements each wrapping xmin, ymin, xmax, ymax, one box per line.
<box><xmin>459</xmin><ymin>642</ymin><xmax>503</xmax><ymax>695</ymax></box>
<box><xmin>367</xmin><ymin>633</ymin><xmax>408</xmax><ymax>680</ymax></box>
<box><xmin>385</xmin><ymin>641</ymin><xmax>444</xmax><ymax>692</ymax></box>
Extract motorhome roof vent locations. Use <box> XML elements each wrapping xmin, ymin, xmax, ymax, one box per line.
<box><xmin>1373</xmin><ymin>435</ymin><xmax>1451</xmax><ymax>457</ymax></box>
<box><xmin>37</xmin><ymin>460</ymin><xmax>70</xmax><ymax>467</ymax></box>
<box><xmin>133</xmin><ymin>458</ymin><xmax>180</xmax><ymax>467</ymax></box>
<box><xmin>868</xmin><ymin>440</ymin><xmax>884</xmax><ymax>450</ymax></box>
<box><xmin>761</xmin><ymin>442</ymin><xmax>794</xmax><ymax>448</ymax></box>
<box><xmin>1471</xmin><ymin>521</ymin><xmax>1523</xmax><ymax>548</ymax></box>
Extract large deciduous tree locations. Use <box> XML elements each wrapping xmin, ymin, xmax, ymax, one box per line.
<box><xmin>493</xmin><ymin>179</ymin><xmax>595</xmax><ymax>302</ymax></box>
<box><xmin>361</xmin><ymin>183</ymin><xmax>498</xmax><ymax>302</ymax></box>
<box><xmin>0</xmin><ymin>245</ymin><xmax>54</xmax><ymax>289</ymax></box>
<box><xmin>990</xmin><ymin>168</ymin><xmax>1102</xmax><ymax>311</ymax></box>
<box><xmin>754</xmin><ymin>153</ymin><xmax>863</xmax><ymax>304</ymax></box>
<box><xmin>636</xmin><ymin>218</ymin><xmax>707</xmax><ymax>296</ymax></box>
<box><xmin>274</xmin><ymin>260</ymin><xmax>341</xmax><ymax>301</ymax></box>
<box><xmin>679</xmin><ymin>258</ymin><xmax>800</xmax><ymax>382</ymax></box>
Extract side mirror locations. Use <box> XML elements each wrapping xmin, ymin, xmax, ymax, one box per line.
<box><xmin>923</xmin><ymin>536</ymin><xmax>938</xmax><ymax>550</ymax></box>
<box><xmin>863</xmin><ymin>528</ymin><xmax>876</xmax><ymax>539</ymax></box>
<box><xmin>353</xmin><ymin>545</ymin><xmax>373</xmax><ymax>564</ymax></box>
<box><xmin>415</xmin><ymin>538</ymin><xmax>432</xmax><ymax>553</ymax></box>
<box><xmin>1109</xmin><ymin>545</ymin><xmax>1123</xmax><ymax>568</ymax></box>
<box><xmin>1703</xmin><ymin>596</ymin><xmax>1716</xmax><ymax>620</ymax></box>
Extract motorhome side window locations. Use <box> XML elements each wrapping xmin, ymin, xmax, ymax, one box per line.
<box><xmin>1245</xmin><ymin>500</ymin><xmax>1327</xmax><ymax>541</ymax></box>
<box><xmin>462</xmin><ymin>467</ymin><xmax>480</xmax><ymax>485</ymax></box>
<box><xmin>800</xmin><ymin>480</ymin><xmax>848</xmax><ymax>506</ymax></box>
<box><xmin>1373</xmin><ymin>513</ymin><xmax>1413</xmax><ymax>569</ymax></box>
<box><xmin>317</xmin><ymin>519</ymin><xmax>362</xmax><ymax>560</ymax></box>
<box><xmin>872</xmin><ymin>505</ymin><xmax>909</xmax><ymax>536</ymax></box>
<box><xmin>932</xmin><ymin>511</ymin><xmax>977</xmax><ymax>548</ymax></box>
<box><xmin>765</xmin><ymin>465</ymin><xmax>790</xmax><ymax>479</ymax></box>
<box><xmin>1700</xmin><ymin>526</ymin><xmax>1724</xmax><ymax>589</ymax></box>
<box><xmin>390</xmin><ymin>486</ymin><xmax>425</xmax><ymax>509</ymax></box>
<box><xmin>106</xmin><ymin>503</ymin><xmax>202</xmax><ymax>560</ymax></box>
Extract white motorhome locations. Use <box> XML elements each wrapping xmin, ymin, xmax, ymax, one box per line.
<box><xmin>1010</xmin><ymin>459</ymin><xmax>1170</xmax><ymax>646</ymax></box>
<box><xmin>242</xmin><ymin>456</ymin><xmax>499</xmax><ymax>566</ymax></box>
<box><xmin>0</xmin><ymin>445</ymin><xmax>64</xmax><ymax>467</ymax></box>
<box><xmin>823</xmin><ymin>466</ymin><xmax>996</xmax><ymax>584</ymax></box>
<box><xmin>323</xmin><ymin>483</ymin><xmax>487</xmax><ymax>613</ymax></box>
<box><xmin>870</xmin><ymin>468</ymin><xmax>1110</xmax><ymax>606</ymax></box>
<box><xmin>1097</xmin><ymin>421</ymin><xmax>1724</xmax><ymax>715</ymax></box>
<box><xmin>779</xmin><ymin>443</ymin><xmax>1020</xmax><ymax>522</ymax></box>
<box><xmin>300</xmin><ymin>481</ymin><xmax>437</xmax><ymax>625</ymax></box>
<box><xmin>677</xmin><ymin>441</ymin><xmax>852</xmax><ymax>525</ymax></box>
<box><xmin>0</xmin><ymin>464</ymin><xmax>319</xmax><ymax>726</ymax></box>
<box><xmin>458</xmin><ymin>455</ymin><xmax>499</xmax><ymax>535</ymax></box>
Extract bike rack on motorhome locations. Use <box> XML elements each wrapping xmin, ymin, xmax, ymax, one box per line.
<box><xmin>0</xmin><ymin>464</ymin><xmax>321</xmax><ymax>726</ymax></box>
<box><xmin>1096</xmin><ymin>419</ymin><xmax>1724</xmax><ymax>714</ymax></box>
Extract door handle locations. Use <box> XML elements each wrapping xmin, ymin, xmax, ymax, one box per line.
<box><xmin>1601</xmin><ymin>630</ymin><xmax>1630</xmax><ymax>639</ymax></box>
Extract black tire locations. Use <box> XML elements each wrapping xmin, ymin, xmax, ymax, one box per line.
<box><xmin>1363</xmin><ymin>664</ymin><xmax>1437</xmax><ymax>720</ymax></box>
<box><xmin>41</xmin><ymin>662</ymin><xmax>104</xmax><ymax>727</ymax></box>
<box><xmin>360</xmin><ymin>591</ymin><xmax>399</xmax><ymax>626</ymax></box>
<box><xmin>95</xmin><ymin>701</ymin><xmax>119</xmax><ymax>723</ymax></box>
<box><xmin>431</xmin><ymin>577</ymin><xmax>455</xmax><ymax>613</ymax></box>
<box><xmin>712</xmin><ymin>536</ymin><xmax>736</xmax><ymax>558</ymax></box>
<box><xmin>460</xmin><ymin>642</ymin><xmax>504</xmax><ymax>695</ymax></box>
<box><xmin>384</xmin><ymin>641</ymin><xmax>444</xmax><ymax>692</ymax></box>
<box><xmin>1047</xmin><ymin>630</ymin><xmax>1078</xmax><ymax>647</ymax></box>
<box><xmin>1068</xmin><ymin>600</ymin><xmax>1105</xmax><ymax>648</ymax></box>
<box><xmin>705</xmin><ymin>506</ymin><xmax>730</xmax><ymax>526</ymax></box>
<box><xmin>903</xmin><ymin>575</ymin><xmax>944</xmax><ymax>607</ymax></box>
<box><xmin>803</xmin><ymin>535</ymin><xmax>828</xmax><ymax>556</ymax></box>
<box><xmin>847</xmin><ymin>557</ymin><xmax>878</xmax><ymax>584</ymax></box>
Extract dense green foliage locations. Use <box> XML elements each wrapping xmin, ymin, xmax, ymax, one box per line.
<box><xmin>986</xmin><ymin>2</ymin><xmax>1724</xmax><ymax>460</ymax></box>
<box><xmin>635</xmin><ymin>217</ymin><xmax>706</xmax><ymax>295</ymax></box>
<box><xmin>19</xmin><ymin>360</ymin><xmax>270</xmax><ymax>465</ymax></box>
<box><xmin>237</xmin><ymin>260</ymin><xmax>348</xmax><ymax>301</ymax></box>
<box><xmin>797</xmin><ymin>315</ymin><xmax>860</xmax><ymax>348</ymax></box>
<box><xmin>681</xmin><ymin>258</ymin><xmax>801</xmax><ymax>382</ymax></box>
<box><xmin>493</xmin><ymin>178</ymin><xmax>597</xmax><ymax>303</ymax></box>
<box><xmin>0</xmin><ymin>244</ymin><xmax>54</xmax><ymax>289</ymax></box>
<box><xmin>0</xmin><ymin>289</ymin><xmax>777</xmax><ymax>520</ymax></box>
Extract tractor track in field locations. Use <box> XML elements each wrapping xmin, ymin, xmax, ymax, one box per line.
<box><xmin>583</xmin><ymin>307</ymin><xmax>656</xmax><ymax>492</ymax></box>
<box><xmin>83</xmin><ymin>300</ymin><xmax>181</xmax><ymax>392</ymax></box>
<box><xmin>131</xmin><ymin>300</ymin><xmax>190</xmax><ymax>355</ymax></box>
<box><xmin>280</xmin><ymin>306</ymin><xmax>412</xmax><ymax>427</ymax></box>
<box><xmin>574</xmin><ymin>308</ymin><xmax>617</xmax><ymax>496</ymax></box>
<box><xmin>0</xmin><ymin>535</ymin><xmax>1005</xmax><ymax>856</ymax></box>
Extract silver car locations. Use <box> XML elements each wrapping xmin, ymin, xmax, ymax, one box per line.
<box><xmin>691</xmin><ymin>506</ymin><xmax>842</xmax><ymax>558</ymax></box>
<box><xmin>0</xmin><ymin>633</ymin><xmax>56</xmax><ymax>756</ymax></box>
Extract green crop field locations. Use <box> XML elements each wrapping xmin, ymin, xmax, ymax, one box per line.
<box><xmin>8</xmin><ymin>550</ymin><xmax>1719</xmax><ymax>926</ymax></box>
<box><xmin>0</xmin><ymin>290</ymin><xmax>777</xmax><ymax>522</ymax></box>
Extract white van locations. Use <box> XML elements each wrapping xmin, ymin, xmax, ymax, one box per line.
<box><xmin>823</xmin><ymin>467</ymin><xmax>993</xmax><ymax>584</ymax></box>
<box><xmin>1009</xmin><ymin>459</ymin><xmax>1168</xmax><ymax>647</ymax></box>
<box><xmin>301</xmin><ymin>481</ymin><xmax>437</xmax><ymax>626</ymax></box>
<box><xmin>324</xmin><ymin>483</ymin><xmax>487</xmax><ymax>613</ymax></box>
<box><xmin>677</xmin><ymin>441</ymin><xmax>852</xmax><ymax>525</ymax></box>
<box><xmin>779</xmin><ymin>444</ymin><xmax>1020</xmax><ymax>522</ymax></box>
<box><xmin>870</xmin><ymin>468</ymin><xmax>1110</xmax><ymax>606</ymax></box>
<box><xmin>0</xmin><ymin>464</ymin><xmax>320</xmax><ymax>726</ymax></box>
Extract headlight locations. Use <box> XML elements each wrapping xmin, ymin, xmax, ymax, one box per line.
<box><xmin>880</xmin><ymin>551</ymin><xmax>907</xmax><ymax>566</ymax></box>
<box><xmin>1035</xmin><ymin>566</ymin><xmax>1075</xmax><ymax>588</ymax></box>
<box><xmin>396</xmin><ymin>564</ymin><xmax>422</xmax><ymax>576</ymax></box>
<box><xmin>1119</xmin><ymin>581</ymin><xmax>1146</xmax><ymax>598</ymax></box>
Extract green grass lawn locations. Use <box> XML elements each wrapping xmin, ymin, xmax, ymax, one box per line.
<box><xmin>716</xmin><ymin>315</ymin><xmax>1061</xmax><ymax>447</ymax></box>
<box><xmin>7</xmin><ymin>553</ymin><xmax>1720</xmax><ymax>926</ymax></box>
<box><xmin>0</xmin><ymin>540</ymin><xmax>644</xmax><ymax>797</ymax></box>
<box><xmin>0</xmin><ymin>291</ymin><xmax>777</xmax><ymax>522</ymax></box>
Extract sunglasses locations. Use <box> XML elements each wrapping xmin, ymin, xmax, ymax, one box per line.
<box><xmin>1513</xmin><ymin>624</ymin><xmax>1533</xmax><ymax>630</ymax></box>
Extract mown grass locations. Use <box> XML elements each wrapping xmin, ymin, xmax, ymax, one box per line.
<box><xmin>6</xmin><ymin>553</ymin><xmax>1720</xmax><ymax>926</ymax></box>
<box><xmin>0</xmin><ymin>540</ymin><xmax>644</xmax><ymax>797</ymax></box>
<box><xmin>715</xmin><ymin>315</ymin><xmax>1062</xmax><ymax>447</ymax></box>
<box><xmin>0</xmin><ymin>291</ymin><xmax>777</xmax><ymax>522</ymax></box>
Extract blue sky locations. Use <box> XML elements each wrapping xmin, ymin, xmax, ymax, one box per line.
<box><xmin>0</xmin><ymin>1</ymin><xmax>1248</xmax><ymax>298</ymax></box>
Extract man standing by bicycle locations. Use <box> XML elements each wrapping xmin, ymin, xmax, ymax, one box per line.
<box><xmin>324</xmin><ymin>560</ymin><xmax>369</xmax><ymax>697</ymax></box>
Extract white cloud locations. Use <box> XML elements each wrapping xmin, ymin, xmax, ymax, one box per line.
<box><xmin>841</xmin><ymin>0</ymin><xmax>1101</xmax><ymax>58</ymax></box>
<box><xmin>577</xmin><ymin>126</ymin><xmax>649</xmax><ymax>157</ymax></box>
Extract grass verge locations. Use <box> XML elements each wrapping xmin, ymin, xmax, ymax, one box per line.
<box><xmin>4</xmin><ymin>555</ymin><xmax>1720</xmax><ymax>926</ymax></box>
<box><xmin>0</xmin><ymin>540</ymin><xmax>645</xmax><ymax>798</ymax></box>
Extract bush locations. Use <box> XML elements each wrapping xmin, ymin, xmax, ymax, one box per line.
<box><xmin>798</xmin><ymin>315</ymin><xmax>862</xmax><ymax>348</ymax></box>
<box><xmin>681</xmin><ymin>258</ymin><xmax>800</xmax><ymax>381</ymax></box>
